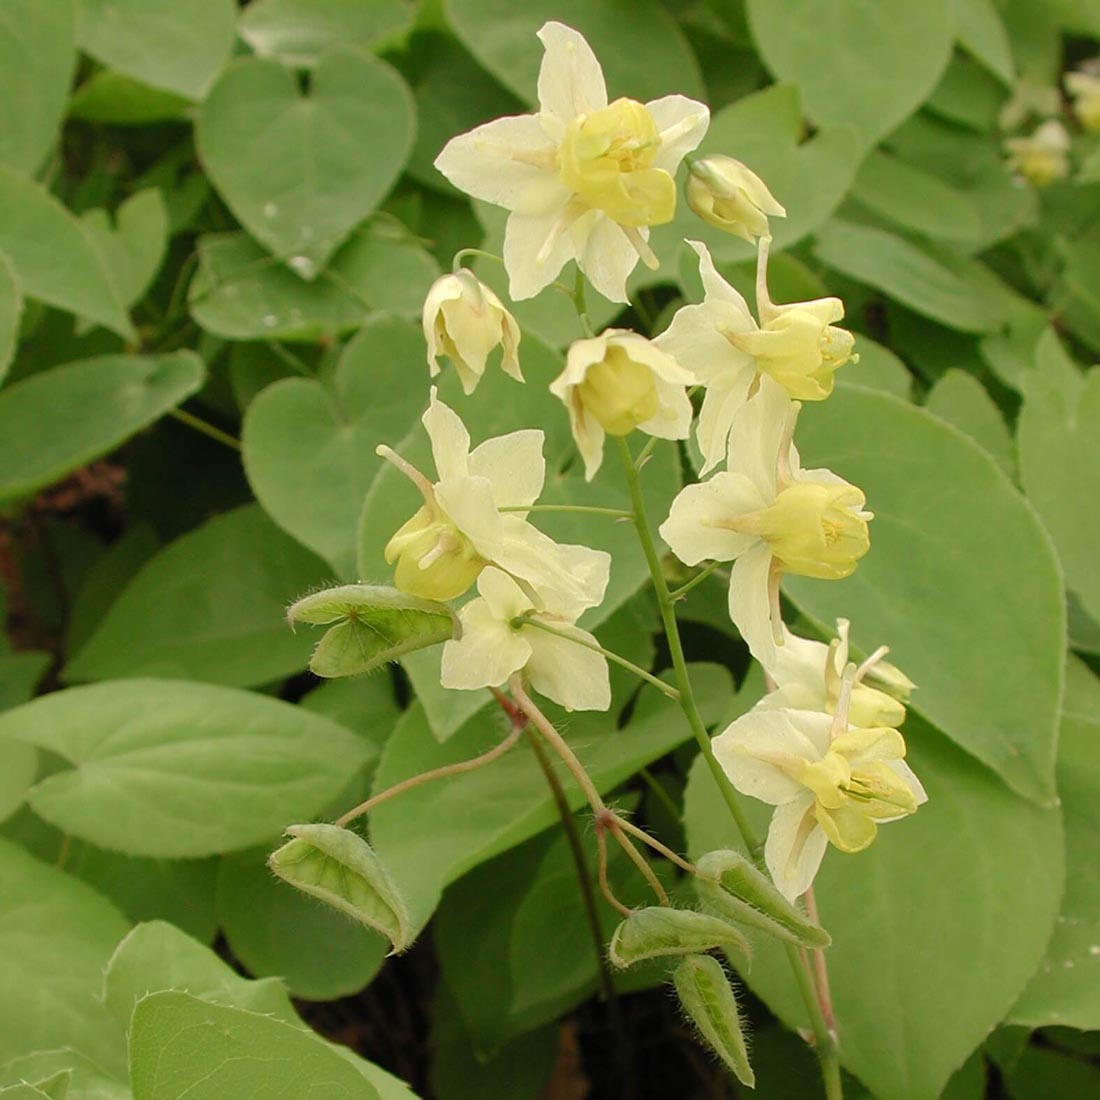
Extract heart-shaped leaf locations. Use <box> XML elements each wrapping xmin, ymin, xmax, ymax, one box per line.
<box><xmin>196</xmin><ymin>50</ymin><xmax>415</xmax><ymax>277</ymax></box>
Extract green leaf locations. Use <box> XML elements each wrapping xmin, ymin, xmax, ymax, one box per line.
<box><xmin>103</xmin><ymin>920</ymin><xmax>296</xmax><ymax>1029</ymax></box>
<box><xmin>0</xmin><ymin>254</ymin><xmax>21</xmax><ymax>385</ymax></box>
<box><xmin>0</xmin><ymin>678</ymin><xmax>370</xmax><ymax>857</ymax></box>
<box><xmin>608</xmin><ymin>907</ymin><xmax>750</xmax><ymax>969</ymax></box>
<box><xmin>269</xmin><ymin>823</ymin><xmax>412</xmax><ymax>952</ymax></box>
<box><xmin>243</xmin><ymin>315</ymin><xmax>428</xmax><ymax>578</ymax></box>
<box><xmin>0</xmin><ymin>1050</ymin><xmax>127</xmax><ymax>1100</ymax></box>
<box><xmin>652</xmin><ymin>85</ymin><xmax>860</xmax><ymax>267</ymax></box>
<box><xmin>128</xmin><ymin>991</ymin><xmax>382</xmax><ymax>1100</ymax></box>
<box><xmin>446</xmin><ymin>0</ymin><xmax>705</xmax><ymax>106</ymax></box>
<box><xmin>189</xmin><ymin>225</ymin><xmax>439</xmax><ymax>342</ymax></box>
<box><xmin>673</xmin><ymin>954</ymin><xmax>754</xmax><ymax>1087</ymax></box>
<box><xmin>684</xmin><ymin>716</ymin><xmax>1063</xmax><ymax>1100</ymax></box>
<box><xmin>369</xmin><ymin>663</ymin><xmax>732</xmax><ymax>931</ymax></box>
<box><xmin>746</xmin><ymin>0</ymin><xmax>953</xmax><ymax>148</ymax></box>
<box><xmin>0</xmin><ymin>652</ymin><xmax>49</xmax><ymax>711</ymax></box>
<box><xmin>0</xmin><ymin>740</ymin><xmax>36</xmax><ymax>823</ymax></box>
<box><xmin>925</xmin><ymin>369</ymin><xmax>1015</xmax><ymax>475</ymax></box>
<box><xmin>814</xmin><ymin>221</ymin><xmax>1008</xmax><ymax>333</ymax></box>
<box><xmin>217</xmin><ymin>848</ymin><xmax>387</xmax><ymax>1001</ymax></box>
<box><xmin>196</xmin><ymin>51</ymin><xmax>415</xmax><ymax>278</ymax></box>
<box><xmin>1010</xmin><ymin>657</ymin><xmax>1100</xmax><ymax>1030</ymax></box>
<box><xmin>0</xmin><ymin>837</ymin><xmax>129</xmax><ymax>1074</ymax></box>
<box><xmin>287</xmin><ymin>584</ymin><xmax>457</xmax><ymax>678</ymax></box>
<box><xmin>81</xmin><ymin>190</ymin><xmax>169</xmax><ymax>307</ymax></box>
<box><xmin>851</xmin><ymin>150</ymin><xmax>983</xmax><ymax>242</ymax></box>
<box><xmin>1018</xmin><ymin>368</ymin><xmax>1100</xmax><ymax>625</ymax></box>
<box><xmin>239</xmin><ymin>0</ymin><xmax>414</xmax><ymax>67</ymax></box>
<box><xmin>785</xmin><ymin>384</ymin><xmax>1064</xmax><ymax>803</ymax></box>
<box><xmin>66</xmin><ymin>505</ymin><xmax>327</xmax><ymax>688</ymax></box>
<box><xmin>955</xmin><ymin>0</ymin><xmax>1015</xmax><ymax>82</ymax></box>
<box><xmin>69</xmin><ymin>70</ymin><xmax>192</xmax><ymax>125</ymax></box>
<box><xmin>0</xmin><ymin>0</ymin><xmax>75</xmax><ymax>174</ymax></box>
<box><xmin>0</xmin><ymin>352</ymin><xmax>204</xmax><ymax>508</ymax></box>
<box><xmin>77</xmin><ymin>0</ymin><xmax>236</xmax><ymax>99</ymax></box>
<box><xmin>847</xmin><ymin>335</ymin><xmax>911</xmax><ymax>399</ymax></box>
<box><xmin>1003</xmin><ymin>1045</ymin><xmax>1100</xmax><ymax>1099</ymax></box>
<box><xmin>0</xmin><ymin>166</ymin><xmax>134</xmax><ymax>338</ymax></box>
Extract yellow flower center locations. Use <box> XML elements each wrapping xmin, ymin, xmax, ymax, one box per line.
<box><xmin>558</xmin><ymin>98</ymin><xmax>676</xmax><ymax>227</ymax></box>
<box><xmin>384</xmin><ymin>506</ymin><xmax>485</xmax><ymax>601</ymax></box>
<box><xmin>575</xmin><ymin>345</ymin><xmax>661</xmax><ymax>435</ymax></box>
<box><xmin>728</xmin><ymin>310</ymin><xmax>854</xmax><ymax>401</ymax></box>
<box><xmin>746</xmin><ymin>481</ymin><xmax>870</xmax><ymax>580</ymax></box>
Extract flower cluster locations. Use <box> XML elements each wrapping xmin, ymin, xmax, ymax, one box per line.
<box><xmin>380</xmin><ymin>20</ymin><xmax>924</xmax><ymax>896</ymax></box>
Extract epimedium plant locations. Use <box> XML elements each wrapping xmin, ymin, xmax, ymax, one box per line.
<box><xmin>271</xmin><ymin>23</ymin><xmax>924</xmax><ymax>1097</ymax></box>
<box><xmin>1</xmin><ymin>2</ymin><xmax>1100</xmax><ymax>1100</ymax></box>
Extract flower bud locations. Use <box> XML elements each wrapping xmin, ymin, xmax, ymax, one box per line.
<box><xmin>728</xmin><ymin>299</ymin><xmax>855</xmax><ymax>400</ymax></box>
<box><xmin>384</xmin><ymin>506</ymin><xmax>485</xmax><ymax>601</ymax></box>
<box><xmin>1005</xmin><ymin>120</ymin><xmax>1070</xmax><ymax>188</ymax></box>
<box><xmin>575</xmin><ymin>345</ymin><xmax>662</xmax><ymax>435</ymax></box>
<box><xmin>423</xmin><ymin>270</ymin><xmax>522</xmax><ymax>395</ymax></box>
<box><xmin>746</xmin><ymin>481</ymin><xmax>871</xmax><ymax>580</ymax></box>
<box><xmin>673</xmin><ymin>955</ymin><xmax>754</xmax><ymax>1088</ymax></box>
<box><xmin>685</xmin><ymin>155</ymin><xmax>786</xmax><ymax>242</ymax></box>
<box><xmin>1066</xmin><ymin>68</ymin><xmax>1100</xmax><ymax>132</ymax></box>
<box><xmin>608</xmin><ymin>907</ymin><xmax>751</xmax><ymax>970</ymax></box>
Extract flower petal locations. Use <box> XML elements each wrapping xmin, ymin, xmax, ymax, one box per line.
<box><xmin>423</xmin><ymin>390</ymin><xmax>471</xmax><ymax>480</ymax></box>
<box><xmin>727</xmin><ymin>539</ymin><xmax>777</xmax><ymax>664</ymax></box>
<box><xmin>476</xmin><ymin>565</ymin><xmax>533</xmax><ymax>621</ymax></box>
<box><xmin>525</xmin><ymin>623</ymin><xmax>611</xmax><ymax>711</ymax></box>
<box><xmin>468</xmin><ymin>429</ymin><xmax>546</xmax><ymax>511</ymax></box>
<box><xmin>659</xmin><ymin>473</ymin><xmax>766</xmax><ymax>566</ymax></box>
<box><xmin>434</xmin><ymin>113</ymin><xmax>567</xmax><ymax>215</ymax></box>
<box><xmin>495</xmin><ymin>516</ymin><xmax>610</xmax><ymax>617</ymax></box>
<box><xmin>435</xmin><ymin>475</ymin><xmax>503</xmax><ymax>555</ymax></box>
<box><xmin>765</xmin><ymin>795</ymin><xmax>829</xmax><ymax>900</ymax></box>
<box><xmin>647</xmin><ymin>95</ymin><xmax>710</xmax><ymax>175</ymax></box>
<box><xmin>580</xmin><ymin>216</ymin><xmax>640</xmax><ymax>304</ymax></box>
<box><xmin>712</xmin><ymin>706</ymin><xmax>833</xmax><ymax>805</ymax></box>
<box><xmin>441</xmin><ymin>599</ymin><xmax>531</xmax><ymax>690</ymax></box>
<box><xmin>640</xmin><ymin>375</ymin><xmax>694</xmax><ymax>440</ymax></box>
<box><xmin>726</xmin><ymin>375</ymin><xmax>791</xmax><ymax>500</ymax></box>
<box><xmin>504</xmin><ymin>206</ymin><xmax>579</xmax><ymax>301</ymax></box>
<box><xmin>536</xmin><ymin>21</ymin><xmax>608</xmax><ymax>131</ymax></box>
<box><xmin>695</xmin><ymin>370</ymin><xmax>755</xmax><ymax>474</ymax></box>
<box><xmin>687</xmin><ymin>241</ymin><xmax>756</xmax><ymax>317</ymax></box>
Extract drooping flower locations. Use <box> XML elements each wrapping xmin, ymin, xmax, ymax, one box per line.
<box><xmin>550</xmin><ymin>329</ymin><xmax>695</xmax><ymax>479</ymax></box>
<box><xmin>380</xmin><ymin>389</ymin><xmax>609</xmax><ymax>614</ymax></box>
<box><xmin>761</xmin><ymin>619</ymin><xmax>915</xmax><ymax>729</ymax></box>
<box><xmin>441</xmin><ymin>567</ymin><xmax>610</xmax><ymax>711</ymax></box>
<box><xmin>423</xmin><ymin>270</ymin><xmax>522</xmax><ymax>394</ymax></box>
<box><xmin>658</xmin><ymin>378</ymin><xmax>871</xmax><ymax>663</ymax></box>
<box><xmin>1066</xmin><ymin>66</ymin><xmax>1100</xmax><ymax>132</ymax></box>
<box><xmin>713</xmin><ymin>702</ymin><xmax>926</xmax><ymax>899</ymax></box>
<box><xmin>654</xmin><ymin>241</ymin><xmax>854</xmax><ymax>473</ymax></box>
<box><xmin>684</xmin><ymin>155</ymin><xmax>786</xmax><ymax>242</ymax></box>
<box><xmin>1005</xmin><ymin>120</ymin><xmax>1071</xmax><ymax>187</ymax></box>
<box><xmin>434</xmin><ymin>22</ymin><xmax>709</xmax><ymax>302</ymax></box>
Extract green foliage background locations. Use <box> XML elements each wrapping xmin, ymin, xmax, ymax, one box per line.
<box><xmin>1</xmin><ymin>1</ymin><xmax>1099</xmax><ymax>1097</ymax></box>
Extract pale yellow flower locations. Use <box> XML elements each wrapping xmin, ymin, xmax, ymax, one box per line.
<box><xmin>684</xmin><ymin>155</ymin><xmax>786</xmax><ymax>242</ymax></box>
<box><xmin>550</xmin><ymin>329</ymin><xmax>695</xmax><ymax>479</ymax></box>
<box><xmin>423</xmin><ymin>270</ymin><xmax>522</xmax><ymax>395</ymax></box>
<box><xmin>441</xmin><ymin>567</ymin><xmax>610</xmax><ymax>711</ymax></box>
<box><xmin>659</xmin><ymin>379</ymin><xmax>871</xmax><ymax>664</ymax></box>
<box><xmin>1066</xmin><ymin>67</ymin><xmax>1100</xmax><ymax>131</ymax></box>
<box><xmin>434</xmin><ymin>22</ymin><xmax>709</xmax><ymax>302</ymax></box>
<box><xmin>1005</xmin><ymin>120</ymin><xmax>1070</xmax><ymax>187</ymax></box>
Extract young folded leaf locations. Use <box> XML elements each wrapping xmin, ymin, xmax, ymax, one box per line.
<box><xmin>673</xmin><ymin>954</ymin><xmax>754</xmax><ymax>1087</ymax></box>
<box><xmin>608</xmin><ymin>906</ymin><xmax>750</xmax><ymax>969</ymax></box>
<box><xmin>268</xmin><ymin>823</ymin><xmax>411</xmax><ymax>953</ymax></box>
<box><xmin>286</xmin><ymin>584</ymin><xmax>457</xmax><ymax>678</ymax></box>
<box><xmin>695</xmin><ymin>849</ymin><xmax>831</xmax><ymax>949</ymax></box>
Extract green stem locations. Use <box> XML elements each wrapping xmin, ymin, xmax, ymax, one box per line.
<box><xmin>265</xmin><ymin>340</ymin><xmax>313</xmax><ymax>377</ymax></box>
<box><xmin>614</xmin><ymin>437</ymin><xmax>758</xmax><ymax>851</ymax></box>
<box><xmin>499</xmin><ymin>504</ymin><xmax>634</xmax><ymax>519</ymax></box>
<box><xmin>668</xmin><ymin>561</ymin><xmax>723</xmax><ymax>601</ymax></box>
<box><xmin>452</xmin><ymin>247</ymin><xmax>504</xmax><ymax>272</ymax></box>
<box><xmin>638</xmin><ymin>765</ymin><xmax>681</xmax><ymax>823</ymax></box>
<box><xmin>168</xmin><ymin>407</ymin><xmax>241</xmax><ymax>451</ymax></box>
<box><xmin>514</xmin><ymin>617</ymin><xmax>680</xmax><ymax>702</ymax></box>
<box><xmin>613</xmin><ymin>436</ymin><xmax>842</xmax><ymax>1100</ymax></box>
<box><xmin>573</xmin><ymin>268</ymin><xmax>595</xmax><ymax>337</ymax></box>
